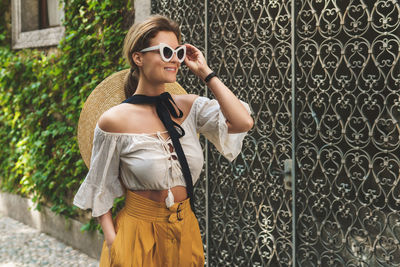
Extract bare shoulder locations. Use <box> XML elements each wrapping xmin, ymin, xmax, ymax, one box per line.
<box><xmin>173</xmin><ymin>94</ymin><xmax>199</xmax><ymax>112</ymax></box>
<box><xmin>98</xmin><ymin>103</ymin><xmax>141</xmax><ymax>133</ymax></box>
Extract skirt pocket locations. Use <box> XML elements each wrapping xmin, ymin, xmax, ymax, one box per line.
<box><xmin>109</xmin><ymin>211</ymin><xmax>125</xmax><ymax>267</ymax></box>
<box><xmin>109</xmin><ymin>212</ymin><xmax>157</xmax><ymax>266</ymax></box>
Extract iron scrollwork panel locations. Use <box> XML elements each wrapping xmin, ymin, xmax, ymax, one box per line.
<box><xmin>207</xmin><ymin>0</ymin><xmax>293</xmax><ymax>266</ymax></box>
<box><xmin>151</xmin><ymin>0</ymin><xmax>207</xmax><ymax>256</ymax></box>
<box><xmin>295</xmin><ymin>1</ymin><xmax>400</xmax><ymax>266</ymax></box>
<box><xmin>152</xmin><ymin>0</ymin><xmax>294</xmax><ymax>266</ymax></box>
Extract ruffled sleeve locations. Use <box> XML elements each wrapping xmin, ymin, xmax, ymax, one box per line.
<box><xmin>194</xmin><ymin>96</ymin><xmax>252</xmax><ymax>162</ymax></box>
<box><xmin>73</xmin><ymin>126</ymin><xmax>124</xmax><ymax>217</ymax></box>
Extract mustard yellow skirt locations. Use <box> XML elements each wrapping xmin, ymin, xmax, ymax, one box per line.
<box><xmin>99</xmin><ymin>190</ymin><xmax>205</xmax><ymax>267</ymax></box>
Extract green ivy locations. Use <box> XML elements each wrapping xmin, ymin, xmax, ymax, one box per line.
<box><xmin>0</xmin><ymin>0</ymin><xmax>133</xmax><ymax>231</ymax></box>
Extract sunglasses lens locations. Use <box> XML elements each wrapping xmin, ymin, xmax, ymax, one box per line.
<box><xmin>162</xmin><ymin>47</ymin><xmax>173</xmax><ymax>60</ymax></box>
<box><xmin>177</xmin><ymin>48</ymin><xmax>185</xmax><ymax>60</ymax></box>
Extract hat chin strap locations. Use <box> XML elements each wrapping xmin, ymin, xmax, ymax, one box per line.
<box><xmin>122</xmin><ymin>92</ymin><xmax>195</xmax><ymax>211</ymax></box>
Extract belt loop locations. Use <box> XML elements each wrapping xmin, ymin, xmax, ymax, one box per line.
<box><xmin>177</xmin><ymin>202</ymin><xmax>183</xmax><ymax>221</ymax></box>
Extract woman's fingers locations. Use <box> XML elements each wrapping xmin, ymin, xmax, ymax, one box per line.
<box><xmin>185</xmin><ymin>44</ymin><xmax>203</xmax><ymax>60</ymax></box>
<box><xmin>183</xmin><ymin>43</ymin><xmax>211</xmax><ymax>79</ymax></box>
<box><xmin>185</xmin><ymin>43</ymin><xmax>199</xmax><ymax>52</ymax></box>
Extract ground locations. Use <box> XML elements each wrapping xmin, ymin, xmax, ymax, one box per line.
<box><xmin>0</xmin><ymin>213</ymin><xmax>98</xmax><ymax>267</ymax></box>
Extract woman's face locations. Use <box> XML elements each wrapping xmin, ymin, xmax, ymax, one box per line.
<box><xmin>138</xmin><ymin>31</ymin><xmax>181</xmax><ymax>84</ymax></box>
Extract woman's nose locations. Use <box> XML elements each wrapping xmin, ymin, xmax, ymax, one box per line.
<box><xmin>170</xmin><ymin>52</ymin><xmax>179</xmax><ymax>63</ymax></box>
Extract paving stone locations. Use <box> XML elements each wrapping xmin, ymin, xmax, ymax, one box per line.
<box><xmin>0</xmin><ymin>213</ymin><xmax>99</xmax><ymax>267</ymax></box>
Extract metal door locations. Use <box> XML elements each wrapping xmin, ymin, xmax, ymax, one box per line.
<box><xmin>295</xmin><ymin>1</ymin><xmax>400</xmax><ymax>266</ymax></box>
<box><xmin>152</xmin><ymin>0</ymin><xmax>400</xmax><ymax>266</ymax></box>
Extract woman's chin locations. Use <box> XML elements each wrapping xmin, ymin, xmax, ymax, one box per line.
<box><xmin>164</xmin><ymin>77</ymin><xmax>177</xmax><ymax>84</ymax></box>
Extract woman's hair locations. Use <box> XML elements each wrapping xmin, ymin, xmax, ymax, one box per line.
<box><xmin>123</xmin><ymin>15</ymin><xmax>182</xmax><ymax>98</ymax></box>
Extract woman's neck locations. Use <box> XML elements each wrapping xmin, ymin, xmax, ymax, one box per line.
<box><xmin>134</xmin><ymin>77</ymin><xmax>165</xmax><ymax>96</ymax></box>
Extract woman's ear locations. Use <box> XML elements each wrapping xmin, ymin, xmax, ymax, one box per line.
<box><xmin>132</xmin><ymin>52</ymin><xmax>143</xmax><ymax>67</ymax></box>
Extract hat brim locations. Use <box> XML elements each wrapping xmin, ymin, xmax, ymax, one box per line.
<box><xmin>77</xmin><ymin>69</ymin><xmax>188</xmax><ymax>168</ymax></box>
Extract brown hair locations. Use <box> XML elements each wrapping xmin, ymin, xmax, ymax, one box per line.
<box><xmin>123</xmin><ymin>15</ymin><xmax>182</xmax><ymax>98</ymax></box>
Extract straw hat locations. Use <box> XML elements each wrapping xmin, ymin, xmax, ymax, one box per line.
<box><xmin>77</xmin><ymin>69</ymin><xmax>188</xmax><ymax>168</ymax></box>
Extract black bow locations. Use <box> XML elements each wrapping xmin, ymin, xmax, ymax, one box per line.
<box><xmin>122</xmin><ymin>92</ymin><xmax>194</xmax><ymax>210</ymax></box>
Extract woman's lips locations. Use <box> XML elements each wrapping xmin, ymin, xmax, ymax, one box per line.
<box><xmin>164</xmin><ymin>67</ymin><xmax>176</xmax><ymax>72</ymax></box>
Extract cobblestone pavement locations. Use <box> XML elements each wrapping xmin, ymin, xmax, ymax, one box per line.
<box><xmin>0</xmin><ymin>213</ymin><xmax>99</xmax><ymax>267</ymax></box>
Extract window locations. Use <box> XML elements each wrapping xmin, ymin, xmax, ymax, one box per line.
<box><xmin>12</xmin><ymin>0</ymin><xmax>65</xmax><ymax>49</ymax></box>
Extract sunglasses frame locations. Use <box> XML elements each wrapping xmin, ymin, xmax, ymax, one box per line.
<box><xmin>140</xmin><ymin>43</ymin><xmax>186</xmax><ymax>63</ymax></box>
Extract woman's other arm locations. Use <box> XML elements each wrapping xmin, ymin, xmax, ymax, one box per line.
<box><xmin>97</xmin><ymin>210</ymin><xmax>116</xmax><ymax>249</ymax></box>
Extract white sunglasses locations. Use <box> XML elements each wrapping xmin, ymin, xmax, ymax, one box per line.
<box><xmin>140</xmin><ymin>43</ymin><xmax>186</xmax><ymax>63</ymax></box>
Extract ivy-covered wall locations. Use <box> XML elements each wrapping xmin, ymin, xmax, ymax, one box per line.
<box><xmin>0</xmin><ymin>0</ymin><xmax>134</xmax><ymax>230</ymax></box>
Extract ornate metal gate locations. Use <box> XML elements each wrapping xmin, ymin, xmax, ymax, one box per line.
<box><xmin>152</xmin><ymin>0</ymin><xmax>400</xmax><ymax>266</ymax></box>
<box><xmin>296</xmin><ymin>1</ymin><xmax>400</xmax><ymax>266</ymax></box>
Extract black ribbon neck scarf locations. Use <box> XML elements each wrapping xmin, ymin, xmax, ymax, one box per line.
<box><xmin>122</xmin><ymin>92</ymin><xmax>195</xmax><ymax>211</ymax></box>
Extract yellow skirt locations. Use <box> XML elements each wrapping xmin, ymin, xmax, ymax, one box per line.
<box><xmin>99</xmin><ymin>190</ymin><xmax>205</xmax><ymax>267</ymax></box>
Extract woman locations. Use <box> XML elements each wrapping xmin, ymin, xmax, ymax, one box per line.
<box><xmin>73</xmin><ymin>15</ymin><xmax>253</xmax><ymax>266</ymax></box>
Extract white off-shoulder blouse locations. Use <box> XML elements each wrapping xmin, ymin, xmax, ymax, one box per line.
<box><xmin>73</xmin><ymin>96</ymin><xmax>252</xmax><ymax>217</ymax></box>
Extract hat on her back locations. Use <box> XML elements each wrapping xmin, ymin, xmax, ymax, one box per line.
<box><xmin>77</xmin><ymin>69</ymin><xmax>187</xmax><ymax>168</ymax></box>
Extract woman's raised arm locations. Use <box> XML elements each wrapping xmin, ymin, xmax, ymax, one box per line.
<box><xmin>184</xmin><ymin>43</ymin><xmax>253</xmax><ymax>133</ymax></box>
